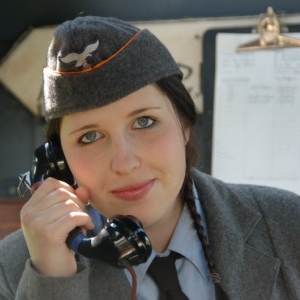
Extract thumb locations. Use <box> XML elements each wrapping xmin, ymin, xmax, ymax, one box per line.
<box><xmin>74</xmin><ymin>185</ymin><xmax>90</xmax><ymax>205</ymax></box>
<box><xmin>74</xmin><ymin>186</ymin><xmax>94</xmax><ymax>231</ymax></box>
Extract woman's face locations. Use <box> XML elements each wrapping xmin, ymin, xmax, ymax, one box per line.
<box><xmin>60</xmin><ymin>84</ymin><xmax>189</xmax><ymax>232</ymax></box>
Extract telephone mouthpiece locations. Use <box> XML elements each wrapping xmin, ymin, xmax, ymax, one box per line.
<box><xmin>66</xmin><ymin>215</ymin><xmax>152</xmax><ymax>268</ymax></box>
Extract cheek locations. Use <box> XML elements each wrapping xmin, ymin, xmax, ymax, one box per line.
<box><xmin>146</xmin><ymin>126</ymin><xmax>186</xmax><ymax>171</ymax></box>
<box><xmin>64</xmin><ymin>150</ymin><xmax>104</xmax><ymax>186</ymax></box>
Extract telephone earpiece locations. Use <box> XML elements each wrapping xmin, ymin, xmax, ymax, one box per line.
<box><xmin>19</xmin><ymin>139</ymin><xmax>152</xmax><ymax>268</ymax></box>
<box><xmin>30</xmin><ymin>138</ymin><xmax>77</xmax><ymax>190</ymax></box>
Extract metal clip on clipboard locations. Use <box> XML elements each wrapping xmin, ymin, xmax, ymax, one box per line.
<box><xmin>237</xmin><ymin>7</ymin><xmax>300</xmax><ymax>52</ymax></box>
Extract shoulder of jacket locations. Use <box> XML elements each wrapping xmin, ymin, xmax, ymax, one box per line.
<box><xmin>191</xmin><ymin>168</ymin><xmax>300</xmax><ymax>216</ymax></box>
<box><xmin>0</xmin><ymin>230</ymin><xmax>29</xmax><ymax>295</ymax></box>
<box><xmin>0</xmin><ymin>229</ymin><xmax>29</xmax><ymax>261</ymax></box>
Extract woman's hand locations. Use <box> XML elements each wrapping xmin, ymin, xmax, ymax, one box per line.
<box><xmin>20</xmin><ymin>177</ymin><xmax>94</xmax><ymax>277</ymax></box>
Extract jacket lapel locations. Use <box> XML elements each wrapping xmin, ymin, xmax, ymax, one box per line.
<box><xmin>192</xmin><ymin>169</ymin><xmax>281</xmax><ymax>300</ymax></box>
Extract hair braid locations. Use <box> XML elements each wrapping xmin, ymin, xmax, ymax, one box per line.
<box><xmin>182</xmin><ymin>168</ymin><xmax>217</xmax><ymax>275</ymax></box>
<box><xmin>182</xmin><ymin>162</ymin><xmax>230</xmax><ymax>300</ymax></box>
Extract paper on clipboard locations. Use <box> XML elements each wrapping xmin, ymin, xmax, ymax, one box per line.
<box><xmin>212</xmin><ymin>33</ymin><xmax>300</xmax><ymax>195</ymax></box>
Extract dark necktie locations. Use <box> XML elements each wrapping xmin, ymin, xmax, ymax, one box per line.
<box><xmin>147</xmin><ymin>251</ymin><xmax>189</xmax><ymax>300</ymax></box>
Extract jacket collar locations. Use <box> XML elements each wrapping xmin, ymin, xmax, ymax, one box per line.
<box><xmin>191</xmin><ymin>169</ymin><xmax>281</xmax><ymax>299</ymax></box>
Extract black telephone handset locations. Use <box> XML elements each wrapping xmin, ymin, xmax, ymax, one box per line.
<box><xmin>18</xmin><ymin>139</ymin><xmax>152</xmax><ymax>268</ymax></box>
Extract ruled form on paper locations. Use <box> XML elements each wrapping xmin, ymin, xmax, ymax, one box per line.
<box><xmin>212</xmin><ymin>33</ymin><xmax>300</xmax><ymax>195</ymax></box>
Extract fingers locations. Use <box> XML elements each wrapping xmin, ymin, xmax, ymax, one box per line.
<box><xmin>24</xmin><ymin>199</ymin><xmax>94</xmax><ymax>232</ymax></box>
<box><xmin>22</xmin><ymin>178</ymin><xmax>87</xmax><ymax>216</ymax></box>
<box><xmin>31</xmin><ymin>211</ymin><xmax>94</xmax><ymax>245</ymax></box>
<box><xmin>26</xmin><ymin>177</ymin><xmax>77</xmax><ymax>205</ymax></box>
<box><xmin>21</xmin><ymin>178</ymin><xmax>93</xmax><ymax>243</ymax></box>
<box><xmin>20</xmin><ymin>178</ymin><xmax>94</xmax><ymax>276</ymax></box>
<box><xmin>21</xmin><ymin>178</ymin><xmax>94</xmax><ymax>231</ymax></box>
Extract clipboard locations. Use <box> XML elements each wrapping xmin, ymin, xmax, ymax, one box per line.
<box><xmin>198</xmin><ymin>7</ymin><xmax>300</xmax><ymax>176</ymax></box>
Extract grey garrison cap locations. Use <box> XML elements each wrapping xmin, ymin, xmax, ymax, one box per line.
<box><xmin>43</xmin><ymin>16</ymin><xmax>182</xmax><ymax>120</ymax></box>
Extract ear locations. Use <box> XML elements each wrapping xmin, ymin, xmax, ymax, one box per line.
<box><xmin>184</xmin><ymin>127</ymin><xmax>190</xmax><ymax>145</ymax></box>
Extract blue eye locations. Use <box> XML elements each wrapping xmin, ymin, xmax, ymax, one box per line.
<box><xmin>80</xmin><ymin>131</ymin><xmax>101</xmax><ymax>144</ymax></box>
<box><xmin>135</xmin><ymin>116</ymin><xmax>156</xmax><ymax>129</ymax></box>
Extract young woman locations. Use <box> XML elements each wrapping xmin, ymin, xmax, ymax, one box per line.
<box><xmin>1</xmin><ymin>16</ymin><xmax>300</xmax><ymax>300</ymax></box>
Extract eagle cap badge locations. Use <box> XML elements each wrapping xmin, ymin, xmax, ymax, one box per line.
<box><xmin>59</xmin><ymin>40</ymin><xmax>99</xmax><ymax>69</ymax></box>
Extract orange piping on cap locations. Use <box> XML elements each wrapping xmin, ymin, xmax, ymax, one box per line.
<box><xmin>45</xmin><ymin>30</ymin><xmax>141</xmax><ymax>75</ymax></box>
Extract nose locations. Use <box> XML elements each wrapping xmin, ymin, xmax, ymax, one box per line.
<box><xmin>110</xmin><ymin>135</ymin><xmax>141</xmax><ymax>175</ymax></box>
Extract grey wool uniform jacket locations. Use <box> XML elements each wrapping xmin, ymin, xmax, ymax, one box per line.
<box><xmin>1</xmin><ymin>169</ymin><xmax>300</xmax><ymax>300</ymax></box>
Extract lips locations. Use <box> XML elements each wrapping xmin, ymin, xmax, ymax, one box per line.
<box><xmin>111</xmin><ymin>179</ymin><xmax>155</xmax><ymax>201</ymax></box>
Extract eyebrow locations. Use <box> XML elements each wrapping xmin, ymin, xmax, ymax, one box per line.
<box><xmin>69</xmin><ymin>124</ymin><xmax>99</xmax><ymax>136</ymax></box>
<box><xmin>127</xmin><ymin>106</ymin><xmax>161</xmax><ymax>118</ymax></box>
<box><xmin>69</xmin><ymin>106</ymin><xmax>161</xmax><ymax>136</ymax></box>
